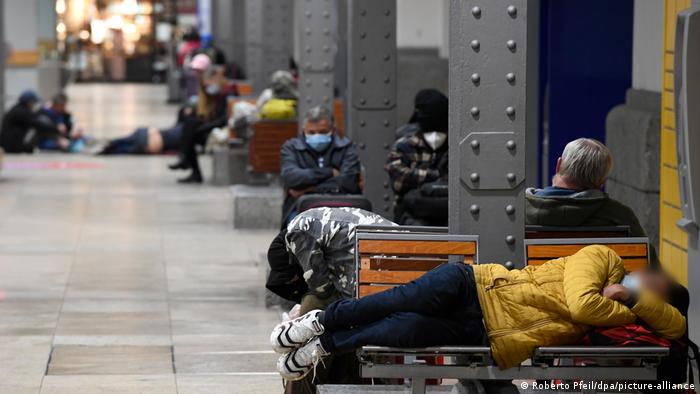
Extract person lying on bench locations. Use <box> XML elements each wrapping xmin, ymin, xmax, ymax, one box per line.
<box><xmin>267</xmin><ymin>207</ymin><xmax>395</xmax><ymax>391</ymax></box>
<box><xmin>270</xmin><ymin>245</ymin><xmax>688</xmax><ymax>381</ymax></box>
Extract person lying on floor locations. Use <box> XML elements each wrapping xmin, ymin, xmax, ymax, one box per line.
<box><xmin>270</xmin><ymin>245</ymin><xmax>688</xmax><ymax>380</ymax></box>
<box><xmin>98</xmin><ymin>102</ymin><xmax>194</xmax><ymax>155</ymax></box>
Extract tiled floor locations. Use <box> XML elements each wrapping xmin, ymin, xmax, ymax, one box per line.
<box><xmin>0</xmin><ymin>84</ymin><xmax>281</xmax><ymax>393</ymax></box>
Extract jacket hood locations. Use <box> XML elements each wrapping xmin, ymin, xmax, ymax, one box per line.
<box><xmin>289</xmin><ymin>134</ymin><xmax>352</xmax><ymax>151</ymax></box>
<box><xmin>525</xmin><ymin>187</ymin><xmax>611</xmax><ymax>226</ymax></box>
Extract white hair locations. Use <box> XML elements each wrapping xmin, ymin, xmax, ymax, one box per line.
<box><xmin>559</xmin><ymin>138</ymin><xmax>613</xmax><ymax>189</ymax></box>
<box><xmin>305</xmin><ymin>105</ymin><xmax>334</xmax><ymax>126</ymax></box>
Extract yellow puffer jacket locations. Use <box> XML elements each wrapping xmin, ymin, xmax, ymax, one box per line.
<box><xmin>472</xmin><ymin>245</ymin><xmax>686</xmax><ymax>369</ymax></box>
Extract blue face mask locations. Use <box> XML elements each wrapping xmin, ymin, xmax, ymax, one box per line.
<box><xmin>621</xmin><ymin>274</ymin><xmax>640</xmax><ymax>292</ymax></box>
<box><xmin>305</xmin><ymin>133</ymin><xmax>333</xmax><ymax>152</ymax></box>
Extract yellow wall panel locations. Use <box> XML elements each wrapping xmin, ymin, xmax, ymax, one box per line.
<box><xmin>661</xmin><ymin>205</ymin><xmax>690</xmax><ymax>249</ymax></box>
<box><xmin>665</xmin><ymin>52</ymin><xmax>675</xmax><ymax>71</ymax></box>
<box><xmin>663</xmin><ymin>109</ymin><xmax>676</xmax><ymax>130</ymax></box>
<box><xmin>660</xmin><ymin>0</ymin><xmax>691</xmax><ymax>286</ymax></box>
<box><xmin>664</xmin><ymin>71</ymin><xmax>675</xmax><ymax>89</ymax></box>
<box><xmin>661</xmin><ymin>129</ymin><xmax>678</xmax><ymax>166</ymax></box>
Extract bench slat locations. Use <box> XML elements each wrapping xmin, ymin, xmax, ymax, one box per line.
<box><xmin>358</xmin><ymin>240</ymin><xmax>476</xmax><ymax>256</ymax></box>
<box><xmin>527</xmin><ymin>257</ymin><xmax>648</xmax><ymax>271</ymax></box>
<box><xmin>359</xmin><ymin>285</ymin><xmax>394</xmax><ymax>297</ymax></box>
<box><xmin>527</xmin><ymin>244</ymin><xmax>647</xmax><ymax>258</ymax></box>
<box><xmin>359</xmin><ymin>269</ymin><xmax>427</xmax><ymax>284</ymax></box>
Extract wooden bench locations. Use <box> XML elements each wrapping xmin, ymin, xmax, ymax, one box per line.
<box><xmin>355</xmin><ymin>229</ymin><xmax>478</xmax><ymax>298</ymax></box>
<box><xmin>350</xmin><ymin>231</ymin><xmax>665</xmax><ymax>394</ymax></box>
<box><xmin>525</xmin><ymin>237</ymin><xmax>650</xmax><ymax>271</ymax></box>
<box><xmin>247</xmin><ymin>120</ymin><xmax>298</xmax><ymax>174</ymax></box>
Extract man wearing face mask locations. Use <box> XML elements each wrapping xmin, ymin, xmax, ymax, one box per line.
<box><xmin>0</xmin><ymin>90</ymin><xmax>68</xmax><ymax>153</ymax></box>
<box><xmin>385</xmin><ymin>89</ymin><xmax>449</xmax><ymax>225</ymax></box>
<box><xmin>279</xmin><ymin>105</ymin><xmax>362</xmax><ymax>227</ymax></box>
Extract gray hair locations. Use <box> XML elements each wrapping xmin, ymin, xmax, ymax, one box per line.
<box><xmin>305</xmin><ymin>105</ymin><xmax>335</xmax><ymax>126</ymax></box>
<box><xmin>559</xmin><ymin>138</ymin><xmax>613</xmax><ymax>189</ymax></box>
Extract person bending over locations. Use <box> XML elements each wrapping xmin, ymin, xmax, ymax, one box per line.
<box><xmin>385</xmin><ymin>89</ymin><xmax>449</xmax><ymax>226</ymax></box>
<box><xmin>267</xmin><ymin>207</ymin><xmax>395</xmax><ymax>392</ymax></box>
<box><xmin>0</xmin><ymin>90</ymin><xmax>67</xmax><ymax>153</ymax></box>
<box><xmin>270</xmin><ymin>245</ymin><xmax>688</xmax><ymax>381</ymax></box>
<box><xmin>280</xmin><ymin>105</ymin><xmax>362</xmax><ymax>227</ymax></box>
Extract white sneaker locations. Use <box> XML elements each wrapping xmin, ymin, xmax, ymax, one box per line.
<box><xmin>270</xmin><ymin>309</ymin><xmax>324</xmax><ymax>354</ymax></box>
<box><xmin>276</xmin><ymin>337</ymin><xmax>330</xmax><ymax>381</ymax></box>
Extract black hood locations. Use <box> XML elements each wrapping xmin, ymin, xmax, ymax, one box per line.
<box><xmin>408</xmin><ymin>89</ymin><xmax>448</xmax><ymax>133</ymax></box>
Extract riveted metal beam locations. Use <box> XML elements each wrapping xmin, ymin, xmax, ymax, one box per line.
<box><xmin>296</xmin><ymin>0</ymin><xmax>337</xmax><ymax>124</ymax></box>
<box><xmin>448</xmin><ymin>0</ymin><xmax>538</xmax><ymax>267</ymax></box>
<box><xmin>245</xmin><ymin>0</ymin><xmax>293</xmax><ymax>93</ymax></box>
<box><xmin>346</xmin><ymin>0</ymin><xmax>397</xmax><ymax>218</ymax></box>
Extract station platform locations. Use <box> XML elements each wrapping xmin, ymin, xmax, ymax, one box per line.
<box><xmin>0</xmin><ymin>84</ymin><xmax>282</xmax><ymax>393</ymax></box>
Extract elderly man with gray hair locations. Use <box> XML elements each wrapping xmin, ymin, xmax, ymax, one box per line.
<box><xmin>279</xmin><ymin>105</ymin><xmax>362</xmax><ymax>227</ymax></box>
<box><xmin>526</xmin><ymin>138</ymin><xmax>649</xmax><ymax>245</ymax></box>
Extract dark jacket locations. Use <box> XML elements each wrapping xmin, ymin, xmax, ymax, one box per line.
<box><xmin>525</xmin><ymin>188</ymin><xmax>646</xmax><ymax>237</ymax></box>
<box><xmin>385</xmin><ymin>132</ymin><xmax>448</xmax><ymax>197</ymax></box>
<box><xmin>280</xmin><ymin>135</ymin><xmax>361</xmax><ymax>194</ymax></box>
<box><xmin>1</xmin><ymin>103</ymin><xmax>60</xmax><ymax>153</ymax></box>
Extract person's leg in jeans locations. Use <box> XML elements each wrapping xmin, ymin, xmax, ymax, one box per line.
<box><xmin>322</xmin><ymin>263</ymin><xmax>475</xmax><ymax>331</ymax></box>
<box><xmin>319</xmin><ymin>264</ymin><xmax>484</xmax><ymax>352</ymax></box>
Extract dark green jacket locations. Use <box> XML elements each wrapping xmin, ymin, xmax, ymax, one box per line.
<box><xmin>525</xmin><ymin>188</ymin><xmax>647</xmax><ymax>237</ymax></box>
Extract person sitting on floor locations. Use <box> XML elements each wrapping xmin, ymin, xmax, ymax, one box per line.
<box><xmin>37</xmin><ymin>93</ymin><xmax>91</xmax><ymax>153</ymax></box>
<box><xmin>385</xmin><ymin>89</ymin><xmax>449</xmax><ymax>226</ymax></box>
<box><xmin>280</xmin><ymin>105</ymin><xmax>362</xmax><ymax>227</ymax></box>
<box><xmin>270</xmin><ymin>245</ymin><xmax>688</xmax><ymax>381</ymax></box>
<box><xmin>0</xmin><ymin>90</ymin><xmax>68</xmax><ymax>153</ymax></box>
<box><xmin>168</xmin><ymin>54</ymin><xmax>236</xmax><ymax>183</ymax></box>
<box><xmin>266</xmin><ymin>207</ymin><xmax>396</xmax><ymax>392</ymax></box>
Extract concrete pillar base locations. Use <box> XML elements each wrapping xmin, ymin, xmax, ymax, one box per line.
<box><xmin>211</xmin><ymin>145</ymin><xmax>248</xmax><ymax>186</ymax></box>
<box><xmin>605</xmin><ymin>88</ymin><xmax>661</xmax><ymax>248</ymax></box>
<box><xmin>230</xmin><ymin>184</ymin><xmax>283</xmax><ymax>229</ymax></box>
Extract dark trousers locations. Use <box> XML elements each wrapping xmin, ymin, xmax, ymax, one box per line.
<box><xmin>180</xmin><ymin>116</ymin><xmax>216</xmax><ymax>176</ymax></box>
<box><xmin>101</xmin><ymin>128</ymin><xmax>149</xmax><ymax>154</ymax></box>
<box><xmin>319</xmin><ymin>264</ymin><xmax>486</xmax><ymax>352</ymax></box>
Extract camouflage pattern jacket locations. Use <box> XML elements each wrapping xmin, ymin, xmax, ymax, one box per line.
<box><xmin>285</xmin><ymin>207</ymin><xmax>396</xmax><ymax>298</ymax></box>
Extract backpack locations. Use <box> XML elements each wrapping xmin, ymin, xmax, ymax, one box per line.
<box><xmin>585</xmin><ymin>324</ymin><xmax>700</xmax><ymax>392</ymax></box>
<box><xmin>259</xmin><ymin>99</ymin><xmax>297</xmax><ymax>120</ymax></box>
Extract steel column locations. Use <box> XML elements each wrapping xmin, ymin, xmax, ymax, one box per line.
<box><xmin>448</xmin><ymin>0</ymin><xmax>538</xmax><ymax>266</ymax></box>
<box><xmin>245</xmin><ymin>0</ymin><xmax>293</xmax><ymax>93</ymax></box>
<box><xmin>0</xmin><ymin>0</ymin><xmax>4</xmax><ymax>115</ymax></box>
<box><xmin>296</xmin><ymin>0</ymin><xmax>336</xmax><ymax>124</ymax></box>
<box><xmin>346</xmin><ymin>0</ymin><xmax>397</xmax><ymax>218</ymax></box>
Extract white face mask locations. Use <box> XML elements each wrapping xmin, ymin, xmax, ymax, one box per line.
<box><xmin>423</xmin><ymin>131</ymin><xmax>447</xmax><ymax>150</ymax></box>
<box><xmin>621</xmin><ymin>273</ymin><xmax>640</xmax><ymax>292</ymax></box>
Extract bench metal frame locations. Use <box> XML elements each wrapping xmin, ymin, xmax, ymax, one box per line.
<box><xmin>359</xmin><ymin>346</ymin><xmax>669</xmax><ymax>394</ymax></box>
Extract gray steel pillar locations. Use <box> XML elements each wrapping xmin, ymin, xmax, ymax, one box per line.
<box><xmin>296</xmin><ymin>0</ymin><xmax>336</xmax><ymax>124</ymax></box>
<box><xmin>232</xmin><ymin>0</ymin><xmax>247</xmax><ymax>72</ymax></box>
<box><xmin>0</xmin><ymin>0</ymin><xmax>4</xmax><ymax>115</ymax></box>
<box><xmin>211</xmin><ymin>0</ymin><xmax>236</xmax><ymax>61</ymax></box>
<box><xmin>346</xmin><ymin>0</ymin><xmax>397</xmax><ymax>218</ymax></box>
<box><xmin>245</xmin><ymin>0</ymin><xmax>293</xmax><ymax>93</ymax></box>
<box><xmin>448</xmin><ymin>0</ymin><xmax>538</xmax><ymax>266</ymax></box>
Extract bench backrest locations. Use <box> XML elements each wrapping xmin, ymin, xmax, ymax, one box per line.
<box><xmin>248</xmin><ymin>121</ymin><xmax>298</xmax><ymax>174</ymax></box>
<box><xmin>524</xmin><ymin>237</ymin><xmax>650</xmax><ymax>271</ymax></box>
<box><xmin>235</xmin><ymin>81</ymin><xmax>254</xmax><ymax>96</ymax></box>
<box><xmin>296</xmin><ymin>194</ymin><xmax>372</xmax><ymax>213</ymax></box>
<box><xmin>334</xmin><ymin>99</ymin><xmax>345</xmax><ymax>136</ymax></box>
<box><xmin>525</xmin><ymin>225</ymin><xmax>631</xmax><ymax>239</ymax></box>
<box><xmin>355</xmin><ymin>230</ymin><xmax>478</xmax><ymax>297</ymax></box>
